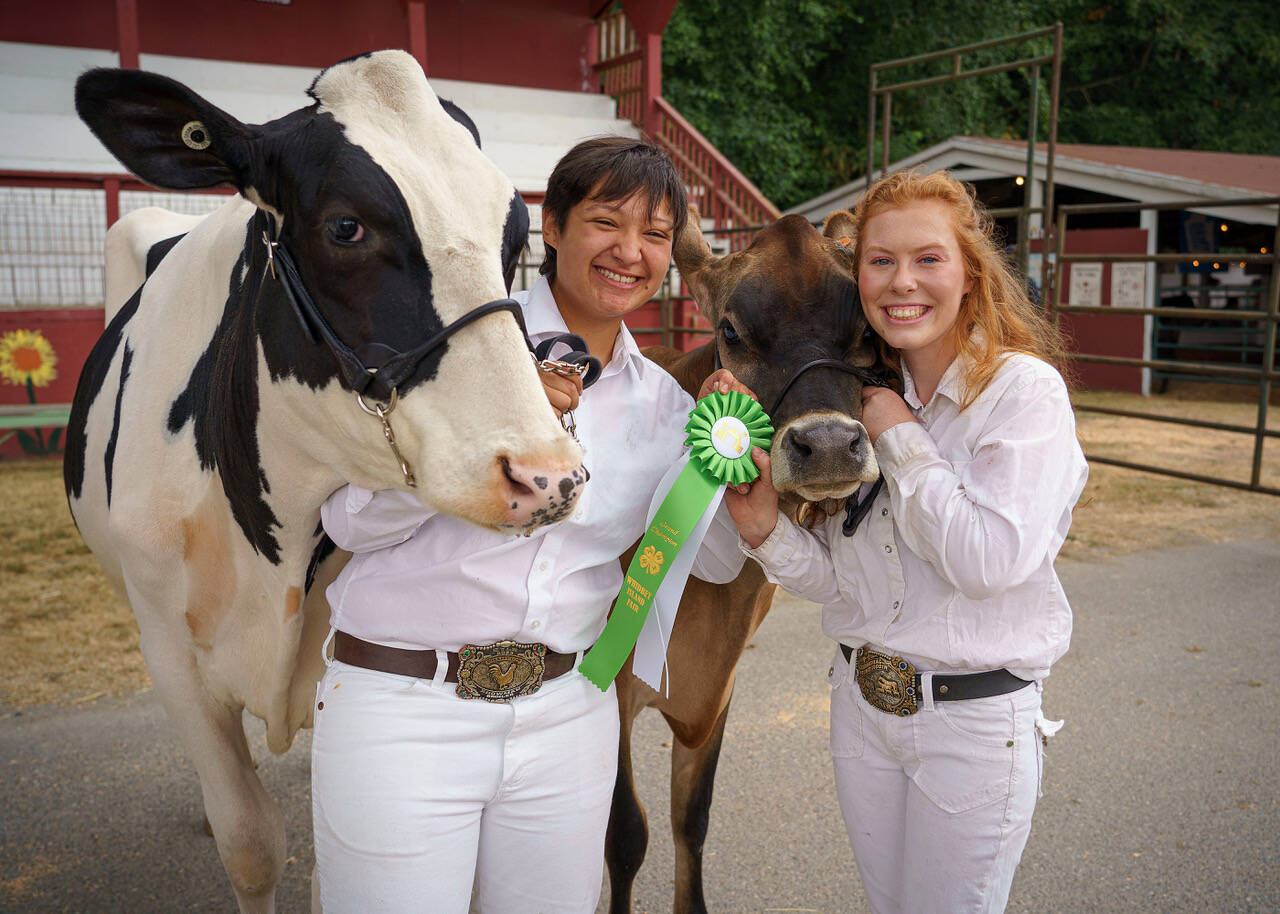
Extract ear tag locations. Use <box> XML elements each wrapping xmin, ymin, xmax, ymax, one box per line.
<box><xmin>837</xmin><ymin>236</ymin><xmax>853</xmax><ymax>249</ymax></box>
<box><xmin>181</xmin><ymin>121</ymin><xmax>211</xmax><ymax>150</ymax></box>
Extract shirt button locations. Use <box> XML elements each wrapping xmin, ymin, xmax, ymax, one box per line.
<box><xmin>881</xmin><ymin>508</ymin><xmax>888</xmax><ymax>516</ymax></box>
<box><xmin>538</xmin><ymin>561</ymin><xmax>550</xmax><ymax>571</ymax></box>
<box><xmin>530</xmin><ymin>620</ymin><xmax>541</xmax><ymax>630</ymax></box>
<box><xmin>884</xmin><ymin>545</ymin><xmax>892</xmax><ymax>554</ymax></box>
<box><xmin>893</xmin><ymin>601</ymin><xmax>900</xmax><ymax>609</ymax></box>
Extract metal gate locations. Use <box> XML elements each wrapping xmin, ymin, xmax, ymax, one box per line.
<box><xmin>1053</xmin><ymin>196</ymin><xmax>1280</xmax><ymax>496</ymax></box>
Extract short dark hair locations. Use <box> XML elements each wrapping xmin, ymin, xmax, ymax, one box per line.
<box><xmin>540</xmin><ymin>136</ymin><xmax>688</xmax><ymax>280</ymax></box>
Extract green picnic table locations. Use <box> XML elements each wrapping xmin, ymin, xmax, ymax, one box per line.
<box><xmin>0</xmin><ymin>403</ymin><xmax>72</xmax><ymax>431</ymax></box>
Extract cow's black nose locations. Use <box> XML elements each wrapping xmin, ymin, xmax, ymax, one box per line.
<box><xmin>783</xmin><ymin>423</ymin><xmax>862</xmax><ymax>465</ymax></box>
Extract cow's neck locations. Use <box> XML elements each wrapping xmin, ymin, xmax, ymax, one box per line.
<box><xmin>171</xmin><ymin>209</ymin><xmax>345</xmax><ymax>567</ymax></box>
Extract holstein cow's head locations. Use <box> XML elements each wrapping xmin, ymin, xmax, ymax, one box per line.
<box><xmin>676</xmin><ymin>210</ymin><xmax>894</xmax><ymax>506</ymax></box>
<box><xmin>75</xmin><ymin>51</ymin><xmax>583</xmax><ymax>532</ymax></box>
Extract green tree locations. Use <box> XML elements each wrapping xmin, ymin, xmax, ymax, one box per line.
<box><xmin>663</xmin><ymin>0</ymin><xmax>1280</xmax><ymax>211</ymax></box>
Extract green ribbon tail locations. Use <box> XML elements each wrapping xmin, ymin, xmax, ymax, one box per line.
<box><xmin>578</xmin><ymin>459</ymin><xmax>722</xmax><ymax>691</ymax></box>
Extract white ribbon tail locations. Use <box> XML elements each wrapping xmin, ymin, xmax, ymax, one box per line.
<box><xmin>632</xmin><ymin>455</ymin><xmax>726</xmax><ymax>697</ymax></box>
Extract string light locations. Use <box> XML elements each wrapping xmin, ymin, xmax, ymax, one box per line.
<box><xmin>1220</xmin><ymin>223</ymin><xmax>1228</xmax><ymax>232</ymax></box>
<box><xmin>1212</xmin><ymin>262</ymin><xmax>1220</xmax><ymax>270</ymax></box>
<box><xmin>1192</xmin><ymin>260</ymin><xmax>1200</xmax><ymax>267</ymax></box>
<box><xmin>1015</xmin><ymin>176</ymin><xmax>1025</xmax><ymax>186</ymax></box>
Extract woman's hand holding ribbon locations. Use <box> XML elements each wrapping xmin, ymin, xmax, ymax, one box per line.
<box><xmin>724</xmin><ymin>447</ymin><xmax>778</xmax><ymax>549</ymax></box>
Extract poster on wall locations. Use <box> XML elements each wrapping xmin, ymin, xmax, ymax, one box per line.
<box><xmin>1068</xmin><ymin>263</ymin><xmax>1103</xmax><ymax>306</ymax></box>
<box><xmin>1111</xmin><ymin>263</ymin><xmax>1146</xmax><ymax>309</ymax></box>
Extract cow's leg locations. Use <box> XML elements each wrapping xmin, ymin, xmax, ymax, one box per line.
<box><xmin>140</xmin><ymin>631</ymin><xmax>285</xmax><ymax>914</ymax></box>
<box><xmin>605</xmin><ymin>679</ymin><xmax>649</xmax><ymax>914</ymax></box>
<box><xmin>666</xmin><ymin>697</ymin><xmax>732</xmax><ymax>914</ymax></box>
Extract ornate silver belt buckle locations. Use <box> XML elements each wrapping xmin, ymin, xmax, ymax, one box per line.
<box><xmin>456</xmin><ymin>640</ymin><xmax>547</xmax><ymax>702</ymax></box>
<box><xmin>854</xmin><ymin>646</ymin><xmax>919</xmax><ymax>716</ymax></box>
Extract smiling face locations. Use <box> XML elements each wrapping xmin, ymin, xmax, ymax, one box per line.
<box><xmin>857</xmin><ymin>199</ymin><xmax>973</xmax><ymax>382</ymax></box>
<box><xmin>541</xmin><ymin>190</ymin><xmax>674</xmax><ymax>351</ymax></box>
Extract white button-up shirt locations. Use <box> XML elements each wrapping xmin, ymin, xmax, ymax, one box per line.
<box><xmin>321</xmin><ymin>277</ymin><xmax>744</xmax><ymax>652</ymax></box>
<box><xmin>745</xmin><ymin>352</ymin><xmax>1088</xmax><ymax>681</ymax></box>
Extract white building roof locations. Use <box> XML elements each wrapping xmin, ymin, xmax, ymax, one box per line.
<box><xmin>788</xmin><ymin>135</ymin><xmax>1279</xmax><ymax>227</ymax></box>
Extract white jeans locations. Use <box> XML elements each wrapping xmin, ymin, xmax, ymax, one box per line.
<box><xmin>311</xmin><ymin>658</ymin><xmax>619</xmax><ymax>914</ymax></box>
<box><xmin>828</xmin><ymin>648</ymin><xmax>1045</xmax><ymax>914</ymax></box>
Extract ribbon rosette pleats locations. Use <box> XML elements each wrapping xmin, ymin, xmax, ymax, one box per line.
<box><xmin>579</xmin><ymin>391</ymin><xmax>773</xmax><ymax>692</ymax></box>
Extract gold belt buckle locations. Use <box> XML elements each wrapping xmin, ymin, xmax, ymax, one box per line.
<box><xmin>456</xmin><ymin>640</ymin><xmax>547</xmax><ymax>702</ymax></box>
<box><xmin>854</xmin><ymin>646</ymin><xmax>919</xmax><ymax>716</ymax></box>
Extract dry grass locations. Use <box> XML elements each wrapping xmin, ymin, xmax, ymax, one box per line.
<box><xmin>2</xmin><ymin>381</ymin><xmax>1277</xmax><ymax>707</ymax></box>
<box><xmin>0</xmin><ymin>461</ymin><xmax>148</xmax><ymax>708</ymax></box>
<box><xmin>1064</xmin><ymin>384</ymin><xmax>1280</xmax><ymax>559</ymax></box>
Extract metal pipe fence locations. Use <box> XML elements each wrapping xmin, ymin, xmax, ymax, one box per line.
<box><xmin>1053</xmin><ymin>195</ymin><xmax>1280</xmax><ymax>496</ymax></box>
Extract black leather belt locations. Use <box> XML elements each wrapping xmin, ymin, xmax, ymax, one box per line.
<box><xmin>334</xmin><ymin>631</ymin><xmax>578</xmax><ymax>702</ymax></box>
<box><xmin>841</xmin><ymin>643</ymin><xmax>1030</xmax><ymax>715</ymax></box>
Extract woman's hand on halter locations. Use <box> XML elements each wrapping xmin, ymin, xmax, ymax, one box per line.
<box><xmin>540</xmin><ymin>371</ymin><xmax>583</xmax><ymax>420</ymax></box>
<box><xmin>860</xmin><ymin>385</ymin><xmax>916</xmax><ymax>443</ymax></box>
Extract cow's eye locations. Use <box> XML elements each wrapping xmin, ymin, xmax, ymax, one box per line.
<box><xmin>328</xmin><ymin>216</ymin><xmax>365</xmax><ymax>244</ymax></box>
<box><xmin>720</xmin><ymin>320</ymin><xmax>740</xmax><ymax>343</ymax></box>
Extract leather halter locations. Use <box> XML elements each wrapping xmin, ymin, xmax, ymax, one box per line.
<box><xmin>714</xmin><ymin>339</ymin><xmax>896</xmax><ymax>536</ymax></box>
<box><xmin>260</xmin><ymin>210</ymin><xmax>527</xmax><ymax>402</ymax></box>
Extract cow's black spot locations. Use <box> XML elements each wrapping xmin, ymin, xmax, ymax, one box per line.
<box><xmin>305</xmin><ymin>533</ymin><xmax>337</xmax><ymax>595</ymax></box>
<box><xmin>103</xmin><ymin>342</ymin><xmax>133</xmax><ymax>507</ymax></box>
<box><xmin>146</xmin><ymin>234</ymin><xmax>186</xmax><ymax>277</ymax></box>
<box><xmin>559</xmin><ymin>477</ymin><xmax>576</xmax><ymax>501</ymax></box>
<box><xmin>169</xmin><ymin>219</ymin><xmax>284</xmax><ymax>563</ymax></box>
<box><xmin>252</xmin><ymin>111</ymin><xmax>447</xmax><ymax>397</ymax></box>
<box><xmin>499</xmin><ymin>190</ymin><xmax>529</xmax><ymax>292</ymax></box>
<box><xmin>533</xmin><ymin>476</ymin><xmax>548</xmax><ymax>490</ymax></box>
<box><xmin>65</xmin><ymin>285</ymin><xmax>143</xmax><ymax>501</ymax></box>
<box><xmin>440</xmin><ymin>98</ymin><xmax>481</xmax><ymax>148</ymax></box>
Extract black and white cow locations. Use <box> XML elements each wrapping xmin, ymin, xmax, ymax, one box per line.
<box><xmin>65</xmin><ymin>51</ymin><xmax>584</xmax><ymax>912</ymax></box>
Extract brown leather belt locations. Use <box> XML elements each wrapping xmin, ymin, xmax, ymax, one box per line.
<box><xmin>841</xmin><ymin>643</ymin><xmax>1030</xmax><ymax>716</ymax></box>
<box><xmin>335</xmin><ymin>631</ymin><xmax>579</xmax><ymax>702</ymax></box>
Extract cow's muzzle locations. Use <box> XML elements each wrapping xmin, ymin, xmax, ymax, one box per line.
<box><xmin>771</xmin><ymin>411</ymin><xmax>879</xmax><ymax>502</ymax></box>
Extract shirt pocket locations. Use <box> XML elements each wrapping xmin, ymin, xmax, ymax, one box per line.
<box><xmin>910</xmin><ymin>693</ymin><xmax>1017</xmax><ymax>814</ymax></box>
<box><xmin>828</xmin><ymin>648</ymin><xmax>864</xmax><ymax>759</ymax></box>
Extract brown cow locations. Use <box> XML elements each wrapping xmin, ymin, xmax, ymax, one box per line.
<box><xmin>606</xmin><ymin>209</ymin><xmax>895</xmax><ymax>913</ymax></box>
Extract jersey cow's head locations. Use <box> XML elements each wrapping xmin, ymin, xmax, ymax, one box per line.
<box><xmin>75</xmin><ymin>51</ymin><xmax>583</xmax><ymax>532</ymax></box>
<box><xmin>675</xmin><ymin>211</ymin><xmax>893</xmax><ymax>505</ymax></box>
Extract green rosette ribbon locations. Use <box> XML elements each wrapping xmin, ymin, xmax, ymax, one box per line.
<box><xmin>579</xmin><ymin>391</ymin><xmax>773</xmax><ymax>692</ymax></box>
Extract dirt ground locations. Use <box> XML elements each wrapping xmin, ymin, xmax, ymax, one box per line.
<box><xmin>2</xmin><ymin>382</ymin><xmax>1277</xmax><ymax>708</ymax></box>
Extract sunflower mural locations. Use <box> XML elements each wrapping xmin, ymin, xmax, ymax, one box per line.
<box><xmin>0</xmin><ymin>329</ymin><xmax>62</xmax><ymax>455</ymax></box>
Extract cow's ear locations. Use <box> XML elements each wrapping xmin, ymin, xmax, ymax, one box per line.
<box><xmin>822</xmin><ymin>209</ymin><xmax>857</xmax><ymax>267</ymax></box>
<box><xmin>673</xmin><ymin>204</ymin><xmax>712</xmax><ymax>277</ymax></box>
<box><xmin>76</xmin><ymin>69</ymin><xmax>255</xmax><ymax>191</ymax></box>
<box><xmin>674</xmin><ymin>204</ymin><xmax>716</xmax><ymax>306</ymax></box>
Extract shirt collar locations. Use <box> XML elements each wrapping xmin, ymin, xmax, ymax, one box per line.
<box><xmin>523</xmin><ymin>277</ymin><xmax>645</xmax><ymax>381</ymax></box>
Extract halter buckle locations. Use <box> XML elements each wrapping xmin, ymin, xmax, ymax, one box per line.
<box><xmin>261</xmin><ymin>230</ymin><xmax>278</xmax><ymax>280</ymax></box>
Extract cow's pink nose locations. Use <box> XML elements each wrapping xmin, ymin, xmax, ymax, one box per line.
<box><xmin>499</xmin><ymin>457</ymin><xmax>587</xmax><ymax>530</ymax></box>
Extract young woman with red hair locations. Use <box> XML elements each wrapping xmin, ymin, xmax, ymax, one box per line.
<box><xmin>728</xmin><ymin>170</ymin><xmax>1088</xmax><ymax>913</ymax></box>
